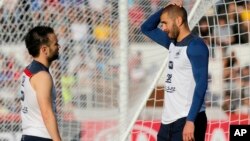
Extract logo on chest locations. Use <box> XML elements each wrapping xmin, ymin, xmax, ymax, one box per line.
<box><xmin>174</xmin><ymin>49</ymin><xmax>182</xmax><ymax>59</ymax></box>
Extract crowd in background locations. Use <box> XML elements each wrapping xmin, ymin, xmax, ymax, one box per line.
<box><xmin>193</xmin><ymin>0</ymin><xmax>250</xmax><ymax>115</ymax></box>
<box><xmin>0</xmin><ymin>0</ymin><xmax>250</xmax><ymax>119</ymax></box>
<box><xmin>0</xmin><ymin>0</ymin><xmax>149</xmax><ymax>116</ymax></box>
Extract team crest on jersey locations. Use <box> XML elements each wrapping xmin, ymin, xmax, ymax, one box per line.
<box><xmin>174</xmin><ymin>49</ymin><xmax>181</xmax><ymax>58</ymax></box>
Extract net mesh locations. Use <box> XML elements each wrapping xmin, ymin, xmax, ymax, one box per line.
<box><xmin>0</xmin><ymin>0</ymin><xmax>249</xmax><ymax>141</ymax></box>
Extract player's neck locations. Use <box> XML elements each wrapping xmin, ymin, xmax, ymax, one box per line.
<box><xmin>34</xmin><ymin>57</ymin><xmax>51</xmax><ymax>68</ymax></box>
<box><xmin>177</xmin><ymin>27</ymin><xmax>190</xmax><ymax>42</ymax></box>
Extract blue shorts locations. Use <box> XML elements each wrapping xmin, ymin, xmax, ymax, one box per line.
<box><xmin>21</xmin><ymin>135</ymin><xmax>52</xmax><ymax>141</ymax></box>
<box><xmin>157</xmin><ymin>111</ymin><xmax>207</xmax><ymax>141</ymax></box>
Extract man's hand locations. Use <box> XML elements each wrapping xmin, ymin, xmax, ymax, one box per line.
<box><xmin>167</xmin><ymin>0</ymin><xmax>183</xmax><ymax>7</ymax></box>
<box><xmin>183</xmin><ymin>121</ymin><xmax>195</xmax><ymax>141</ymax></box>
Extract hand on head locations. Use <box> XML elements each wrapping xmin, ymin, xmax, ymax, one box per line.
<box><xmin>167</xmin><ymin>0</ymin><xmax>183</xmax><ymax>7</ymax></box>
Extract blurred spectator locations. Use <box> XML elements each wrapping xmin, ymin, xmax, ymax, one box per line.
<box><xmin>223</xmin><ymin>51</ymin><xmax>240</xmax><ymax>86</ymax></box>
<box><xmin>205</xmin><ymin>74</ymin><xmax>220</xmax><ymax>107</ymax></box>
<box><xmin>222</xmin><ymin>90</ymin><xmax>237</xmax><ymax>113</ymax></box>
<box><xmin>31</xmin><ymin>0</ymin><xmax>43</xmax><ymax>11</ymax></box>
<box><xmin>61</xmin><ymin>72</ymin><xmax>76</xmax><ymax>112</ymax></box>
<box><xmin>226</xmin><ymin>1</ymin><xmax>241</xmax><ymax>44</ymax></box>
<box><xmin>0</xmin><ymin>99</ymin><xmax>8</xmax><ymax>114</ymax></box>
<box><xmin>88</xmin><ymin>0</ymin><xmax>106</xmax><ymax>12</ymax></box>
<box><xmin>60</xmin><ymin>45</ymin><xmax>71</xmax><ymax>71</ymax></box>
<box><xmin>95</xmin><ymin>49</ymin><xmax>105</xmax><ymax>77</ymax></box>
<box><xmin>70</xmin><ymin>7</ymin><xmax>94</xmax><ymax>59</ymax></box>
<box><xmin>213</xmin><ymin>15</ymin><xmax>235</xmax><ymax>49</ymax></box>
<box><xmin>128</xmin><ymin>0</ymin><xmax>134</xmax><ymax>8</ymax></box>
<box><xmin>70</xmin><ymin>8</ymin><xmax>89</xmax><ymax>45</ymax></box>
<box><xmin>240</xmin><ymin>1</ymin><xmax>250</xmax><ymax>22</ymax></box>
<box><xmin>71</xmin><ymin>25</ymin><xmax>86</xmax><ymax>42</ymax></box>
<box><xmin>93</xmin><ymin>9</ymin><xmax>113</xmax><ymax>59</ymax></box>
<box><xmin>59</xmin><ymin>0</ymin><xmax>85</xmax><ymax>7</ymax></box>
<box><xmin>241</xmin><ymin>65</ymin><xmax>250</xmax><ymax>88</ymax></box>
<box><xmin>56</xmin><ymin>24</ymin><xmax>71</xmax><ymax>71</ymax></box>
<box><xmin>13</xmin><ymin>65</ymin><xmax>21</xmax><ymax>81</ymax></box>
<box><xmin>199</xmin><ymin>17</ymin><xmax>212</xmax><ymax>44</ymax></box>
<box><xmin>150</xmin><ymin>0</ymin><xmax>161</xmax><ymax>13</ymax></box>
<box><xmin>129</xmin><ymin>51</ymin><xmax>145</xmax><ymax>83</ymax></box>
<box><xmin>24</xmin><ymin>50</ymin><xmax>33</xmax><ymax>64</ymax></box>
<box><xmin>198</xmin><ymin>17</ymin><xmax>214</xmax><ymax>57</ymax></box>
<box><xmin>2</xmin><ymin>0</ymin><xmax>18</xmax><ymax>14</ymax></box>
<box><xmin>226</xmin><ymin>51</ymin><xmax>238</xmax><ymax>66</ymax></box>
<box><xmin>236</xmin><ymin>92</ymin><xmax>250</xmax><ymax>115</ymax></box>
<box><xmin>57</xmin><ymin>25</ymin><xmax>69</xmax><ymax>45</ymax></box>
<box><xmin>0</xmin><ymin>58</ymin><xmax>14</xmax><ymax>87</ymax></box>
<box><xmin>0</xmin><ymin>53</ymin><xmax>22</xmax><ymax>90</ymax></box>
<box><xmin>93</xmin><ymin>22</ymin><xmax>111</xmax><ymax>43</ymax></box>
<box><xmin>205</xmin><ymin>92</ymin><xmax>220</xmax><ymax>107</ymax></box>
<box><xmin>45</xmin><ymin>0</ymin><xmax>59</xmax><ymax>6</ymax></box>
<box><xmin>8</xmin><ymin>98</ymin><xmax>21</xmax><ymax>113</ymax></box>
<box><xmin>68</xmin><ymin>50</ymin><xmax>87</xmax><ymax>74</ymax></box>
<box><xmin>129</xmin><ymin>3</ymin><xmax>145</xmax><ymax>42</ymax></box>
<box><xmin>0</xmin><ymin>53</ymin><xmax>4</xmax><ymax>69</ymax></box>
<box><xmin>240</xmin><ymin>1</ymin><xmax>250</xmax><ymax>43</ymax></box>
<box><xmin>74</xmin><ymin>63</ymin><xmax>92</xmax><ymax>90</ymax></box>
<box><xmin>241</xmin><ymin>66</ymin><xmax>250</xmax><ymax>101</ymax></box>
<box><xmin>72</xmin><ymin>63</ymin><xmax>93</xmax><ymax>108</ymax></box>
<box><xmin>222</xmin><ymin>51</ymin><xmax>243</xmax><ymax>113</ymax></box>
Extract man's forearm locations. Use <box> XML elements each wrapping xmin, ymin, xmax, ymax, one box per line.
<box><xmin>141</xmin><ymin>8</ymin><xmax>163</xmax><ymax>33</ymax></box>
<box><xmin>141</xmin><ymin>8</ymin><xmax>171</xmax><ymax>48</ymax></box>
<box><xmin>43</xmin><ymin>111</ymin><xmax>61</xmax><ymax>141</ymax></box>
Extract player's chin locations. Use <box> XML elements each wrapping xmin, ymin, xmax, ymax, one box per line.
<box><xmin>168</xmin><ymin>33</ymin><xmax>177</xmax><ymax>40</ymax></box>
<box><xmin>167</xmin><ymin>33</ymin><xmax>173</xmax><ymax>39</ymax></box>
<box><xmin>168</xmin><ymin>35</ymin><xmax>175</xmax><ymax>40</ymax></box>
<box><xmin>54</xmin><ymin>54</ymin><xmax>59</xmax><ymax>60</ymax></box>
<box><xmin>49</xmin><ymin>54</ymin><xmax>59</xmax><ymax>62</ymax></box>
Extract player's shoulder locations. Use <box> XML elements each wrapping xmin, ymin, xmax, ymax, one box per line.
<box><xmin>26</xmin><ymin>60</ymin><xmax>49</xmax><ymax>77</ymax></box>
<box><xmin>189</xmin><ymin>34</ymin><xmax>207</xmax><ymax>48</ymax></box>
<box><xmin>177</xmin><ymin>33</ymin><xmax>205</xmax><ymax>47</ymax></box>
<box><xmin>31</xmin><ymin>71</ymin><xmax>52</xmax><ymax>87</ymax></box>
<box><xmin>187</xmin><ymin>34</ymin><xmax>209</xmax><ymax>55</ymax></box>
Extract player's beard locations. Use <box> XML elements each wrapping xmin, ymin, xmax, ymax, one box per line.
<box><xmin>168</xmin><ymin>23</ymin><xmax>180</xmax><ymax>40</ymax></box>
<box><xmin>48</xmin><ymin>52</ymin><xmax>59</xmax><ymax>62</ymax></box>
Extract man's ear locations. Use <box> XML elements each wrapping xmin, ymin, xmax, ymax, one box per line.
<box><xmin>176</xmin><ymin>16</ymin><xmax>183</xmax><ymax>27</ymax></box>
<box><xmin>40</xmin><ymin>45</ymin><xmax>47</xmax><ymax>54</ymax></box>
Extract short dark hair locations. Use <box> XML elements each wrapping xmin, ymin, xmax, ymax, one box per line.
<box><xmin>25</xmin><ymin>26</ymin><xmax>54</xmax><ymax>57</ymax></box>
<box><xmin>162</xmin><ymin>5</ymin><xmax>188</xmax><ymax>24</ymax></box>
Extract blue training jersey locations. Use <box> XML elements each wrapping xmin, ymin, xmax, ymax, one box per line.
<box><xmin>141</xmin><ymin>8</ymin><xmax>209</xmax><ymax>123</ymax></box>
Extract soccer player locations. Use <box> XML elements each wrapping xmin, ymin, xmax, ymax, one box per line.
<box><xmin>20</xmin><ymin>26</ymin><xmax>61</xmax><ymax>141</ymax></box>
<box><xmin>141</xmin><ymin>0</ymin><xmax>209</xmax><ymax>141</ymax></box>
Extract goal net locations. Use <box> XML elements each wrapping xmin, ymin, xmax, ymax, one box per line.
<box><xmin>0</xmin><ymin>0</ymin><xmax>249</xmax><ymax>141</ymax></box>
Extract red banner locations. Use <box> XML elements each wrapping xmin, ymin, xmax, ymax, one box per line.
<box><xmin>81</xmin><ymin>114</ymin><xmax>250</xmax><ymax>141</ymax></box>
